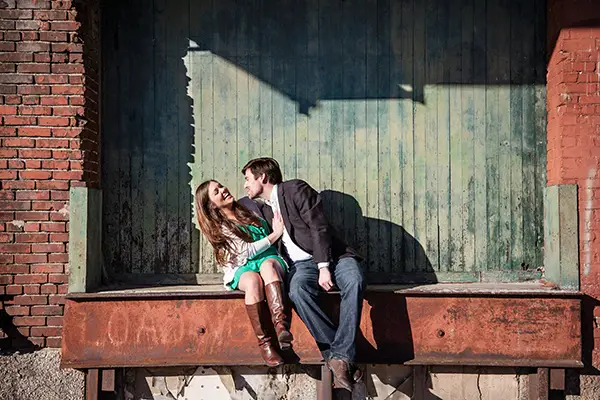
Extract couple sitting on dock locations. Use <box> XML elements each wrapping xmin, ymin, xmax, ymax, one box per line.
<box><xmin>195</xmin><ymin>157</ymin><xmax>365</xmax><ymax>392</ymax></box>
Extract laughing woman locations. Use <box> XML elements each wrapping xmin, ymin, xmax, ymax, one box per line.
<box><xmin>195</xmin><ymin>180</ymin><xmax>292</xmax><ymax>366</ymax></box>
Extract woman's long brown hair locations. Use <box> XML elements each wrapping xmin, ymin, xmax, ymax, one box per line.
<box><xmin>195</xmin><ymin>180</ymin><xmax>263</xmax><ymax>265</ymax></box>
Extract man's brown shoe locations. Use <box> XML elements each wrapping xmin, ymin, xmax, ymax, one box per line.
<box><xmin>326</xmin><ymin>357</ymin><xmax>354</xmax><ymax>392</ymax></box>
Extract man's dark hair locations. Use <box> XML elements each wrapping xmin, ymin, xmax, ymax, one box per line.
<box><xmin>242</xmin><ymin>157</ymin><xmax>283</xmax><ymax>185</ymax></box>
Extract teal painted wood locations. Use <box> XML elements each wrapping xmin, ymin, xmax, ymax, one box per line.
<box><xmin>102</xmin><ymin>0</ymin><xmax>547</xmax><ymax>283</ymax></box>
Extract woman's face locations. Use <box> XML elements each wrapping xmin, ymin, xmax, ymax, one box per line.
<box><xmin>207</xmin><ymin>181</ymin><xmax>234</xmax><ymax>209</ymax></box>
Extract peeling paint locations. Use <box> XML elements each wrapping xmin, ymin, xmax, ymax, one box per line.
<box><xmin>584</xmin><ymin>167</ymin><xmax>596</xmax><ymax>276</ymax></box>
<box><xmin>10</xmin><ymin>220</ymin><xmax>24</xmax><ymax>228</ymax></box>
<box><xmin>59</xmin><ymin>204</ymin><xmax>70</xmax><ymax>216</ymax></box>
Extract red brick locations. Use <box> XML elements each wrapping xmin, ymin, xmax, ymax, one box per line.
<box><xmin>18</xmin><ymin>127</ymin><xmax>52</xmax><ymax>137</ymax></box>
<box><xmin>53</xmin><ymin>170</ymin><xmax>82</xmax><ymax>180</ymax></box>
<box><xmin>32</xmin><ymin>243</ymin><xmax>64</xmax><ymax>253</ymax></box>
<box><xmin>3</xmin><ymin>32</ymin><xmax>20</xmax><ymax>41</ymax></box>
<box><xmin>18</xmin><ymin>149</ymin><xmax>52</xmax><ymax>158</ymax></box>
<box><xmin>0</xmin><ymin>243</ymin><xmax>30</xmax><ymax>253</ymax></box>
<box><xmin>48</xmin><ymin>294</ymin><xmax>64</xmax><ymax>305</ymax></box>
<box><xmin>22</xmin><ymin>222</ymin><xmax>38</xmax><ymax>232</ymax></box>
<box><xmin>0</xmin><ymin>170</ymin><xmax>17</xmax><ymax>179</ymax></box>
<box><xmin>51</xmin><ymin>85</ymin><xmax>83</xmax><ymax>95</ymax></box>
<box><xmin>14</xmin><ymin>296</ymin><xmax>47</xmax><ymax>306</ymax></box>
<box><xmin>46</xmin><ymin>316</ymin><xmax>63</xmax><ymax>326</ymax></box>
<box><xmin>16</xmin><ymin>42</ymin><xmax>50</xmax><ymax>53</ymax></box>
<box><xmin>21</xmin><ymin>32</ymin><xmax>39</xmax><ymax>41</ymax></box>
<box><xmin>46</xmin><ymin>337</ymin><xmax>61</xmax><ymax>347</ymax></box>
<box><xmin>18</xmin><ymin>85</ymin><xmax>50</xmax><ymax>95</ymax></box>
<box><xmin>6</xmin><ymin>285</ymin><xmax>23</xmax><ymax>295</ymax></box>
<box><xmin>3</xmin><ymin>117</ymin><xmax>36</xmax><ymax>126</ymax></box>
<box><xmin>0</xmin><ymin>200</ymin><xmax>31</xmax><ymax>210</ymax></box>
<box><xmin>0</xmin><ymin>105</ymin><xmax>17</xmax><ymax>115</ymax></box>
<box><xmin>39</xmin><ymin>222</ymin><xmax>64</xmax><ymax>232</ymax></box>
<box><xmin>39</xmin><ymin>31</ymin><xmax>66</xmax><ymax>41</ymax></box>
<box><xmin>0</xmin><ymin>10</ymin><xmax>33</xmax><ymax>19</ymax></box>
<box><xmin>35</xmin><ymin>75</ymin><xmax>68</xmax><ymax>84</ymax></box>
<box><xmin>49</xmin><ymin>210</ymin><xmax>68</xmax><ymax>220</ymax></box>
<box><xmin>47</xmin><ymin>273</ymin><xmax>66</xmax><ymax>284</ymax></box>
<box><xmin>16</xmin><ymin>20</ymin><xmax>42</xmax><ymax>30</ymax></box>
<box><xmin>0</xmin><ymin>275</ymin><xmax>13</xmax><ymax>284</ymax></box>
<box><xmin>42</xmin><ymin>160</ymin><xmax>69</xmax><ymax>169</ymax></box>
<box><xmin>23</xmin><ymin>284</ymin><xmax>40</xmax><ymax>294</ymax></box>
<box><xmin>15</xmin><ymin>191</ymin><xmax>49</xmax><ymax>201</ymax></box>
<box><xmin>32</xmin><ymin>201</ymin><xmax>63</xmax><ymax>211</ymax></box>
<box><xmin>49</xmin><ymin>233</ymin><xmax>68</xmax><ymax>242</ymax></box>
<box><xmin>0</xmin><ymin>74</ymin><xmax>34</xmax><ymax>84</ymax></box>
<box><xmin>4</xmin><ymin>138</ymin><xmax>34</xmax><ymax>148</ymax></box>
<box><xmin>15</xmin><ymin>233</ymin><xmax>48</xmax><ymax>243</ymax></box>
<box><xmin>16</xmin><ymin>328</ymin><xmax>30</xmax><ymax>337</ymax></box>
<box><xmin>48</xmin><ymin>253</ymin><xmax>67</xmax><ymax>263</ymax></box>
<box><xmin>36</xmin><ymin>138</ymin><xmax>69</xmax><ymax>148</ymax></box>
<box><xmin>30</xmin><ymin>305</ymin><xmax>62</xmax><ymax>316</ymax></box>
<box><xmin>18</xmin><ymin>171</ymin><xmax>51</xmax><ymax>180</ymax></box>
<box><xmin>18</xmin><ymin>106</ymin><xmax>52</xmax><ymax>116</ymax></box>
<box><xmin>21</xmin><ymin>96</ymin><xmax>39</xmax><ymax>105</ymax></box>
<box><xmin>19</xmin><ymin>0</ymin><xmax>52</xmax><ymax>9</ymax></box>
<box><xmin>0</xmin><ymin>84</ymin><xmax>17</xmax><ymax>94</ymax></box>
<box><xmin>23</xmin><ymin>160</ymin><xmax>40</xmax><ymax>169</ymax></box>
<box><xmin>40</xmin><ymin>284</ymin><xmax>57</xmax><ymax>294</ymax></box>
<box><xmin>51</xmin><ymin>43</ymin><xmax>82</xmax><ymax>53</ymax></box>
<box><xmin>35</xmin><ymin>53</ymin><xmax>52</xmax><ymax>63</ymax></box>
<box><xmin>0</xmin><ymin>21</ymin><xmax>16</xmax><ymax>30</ymax></box>
<box><xmin>57</xmin><ymin>284</ymin><xmax>67</xmax><ymax>294</ymax></box>
<box><xmin>0</xmin><ymin>42</ymin><xmax>15</xmax><ymax>51</ymax></box>
<box><xmin>50</xmin><ymin>21</ymin><xmax>79</xmax><ymax>30</ymax></box>
<box><xmin>0</xmin><ymin>52</ymin><xmax>32</xmax><ymax>63</ymax></box>
<box><xmin>0</xmin><ymin>191</ymin><xmax>14</xmax><ymax>200</ymax></box>
<box><xmin>36</xmin><ymin>181</ymin><xmax>68</xmax><ymax>190</ymax></box>
<box><xmin>31</xmin><ymin>264</ymin><xmax>62</xmax><ymax>273</ymax></box>
<box><xmin>0</xmin><ymin>149</ymin><xmax>18</xmax><ymax>157</ymax></box>
<box><xmin>0</xmin><ymin>62</ymin><xmax>16</xmax><ymax>73</ymax></box>
<box><xmin>4</xmin><ymin>306</ymin><xmax>30</xmax><ymax>316</ymax></box>
<box><xmin>50</xmin><ymin>53</ymin><xmax>67</xmax><ymax>63</ymax></box>
<box><xmin>40</xmin><ymin>96</ymin><xmax>68</xmax><ymax>106</ymax></box>
<box><xmin>12</xmin><ymin>316</ymin><xmax>46</xmax><ymax>326</ymax></box>
<box><xmin>33</xmin><ymin>10</ymin><xmax>67</xmax><ymax>20</ymax></box>
<box><xmin>17</xmin><ymin>64</ymin><xmax>50</xmax><ymax>74</ymax></box>
<box><xmin>15</xmin><ymin>211</ymin><xmax>49</xmax><ymax>221</ymax></box>
<box><xmin>31</xmin><ymin>326</ymin><xmax>62</xmax><ymax>337</ymax></box>
<box><xmin>0</xmin><ymin>264</ymin><xmax>28</xmax><ymax>274</ymax></box>
<box><xmin>38</xmin><ymin>116</ymin><xmax>70</xmax><ymax>126</ymax></box>
<box><xmin>5</xmin><ymin>95</ymin><xmax>22</xmax><ymax>104</ymax></box>
<box><xmin>14</xmin><ymin>254</ymin><xmax>47</xmax><ymax>264</ymax></box>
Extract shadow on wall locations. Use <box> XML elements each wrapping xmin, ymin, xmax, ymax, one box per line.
<box><xmin>0</xmin><ymin>295</ymin><xmax>40</xmax><ymax>353</ymax></box>
<box><xmin>320</xmin><ymin>190</ymin><xmax>437</xmax><ymax>284</ymax></box>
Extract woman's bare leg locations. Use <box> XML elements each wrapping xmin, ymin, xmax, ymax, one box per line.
<box><xmin>237</xmin><ymin>271</ymin><xmax>264</xmax><ymax>305</ymax></box>
<box><xmin>259</xmin><ymin>258</ymin><xmax>284</xmax><ymax>285</ymax></box>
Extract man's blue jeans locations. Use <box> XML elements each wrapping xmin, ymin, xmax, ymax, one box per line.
<box><xmin>287</xmin><ymin>257</ymin><xmax>366</xmax><ymax>362</ymax></box>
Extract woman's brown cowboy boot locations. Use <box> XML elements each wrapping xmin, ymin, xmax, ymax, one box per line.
<box><xmin>264</xmin><ymin>281</ymin><xmax>294</xmax><ymax>350</ymax></box>
<box><xmin>245</xmin><ymin>301</ymin><xmax>284</xmax><ymax>367</ymax></box>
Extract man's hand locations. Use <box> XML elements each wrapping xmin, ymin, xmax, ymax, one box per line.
<box><xmin>318</xmin><ymin>267</ymin><xmax>334</xmax><ymax>291</ymax></box>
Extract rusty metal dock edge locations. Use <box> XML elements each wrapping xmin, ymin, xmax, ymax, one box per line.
<box><xmin>61</xmin><ymin>289</ymin><xmax>583</xmax><ymax>369</ymax></box>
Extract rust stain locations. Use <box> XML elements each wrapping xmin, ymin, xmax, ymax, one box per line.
<box><xmin>61</xmin><ymin>294</ymin><xmax>582</xmax><ymax>368</ymax></box>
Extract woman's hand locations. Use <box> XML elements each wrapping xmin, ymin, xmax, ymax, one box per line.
<box><xmin>267</xmin><ymin>211</ymin><xmax>285</xmax><ymax>244</ymax></box>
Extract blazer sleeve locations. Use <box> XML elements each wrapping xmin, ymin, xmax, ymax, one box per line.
<box><xmin>291</xmin><ymin>180</ymin><xmax>333</xmax><ymax>264</ymax></box>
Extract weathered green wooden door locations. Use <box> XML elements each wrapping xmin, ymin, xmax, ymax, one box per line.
<box><xmin>102</xmin><ymin>0</ymin><xmax>546</xmax><ymax>283</ymax></box>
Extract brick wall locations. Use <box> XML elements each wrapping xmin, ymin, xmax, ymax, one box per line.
<box><xmin>547</xmin><ymin>0</ymin><xmax>600</xmax><ymax>368</ymax></box>
<box><xmin>0</xmin><ymin>0</ymin><xmax>100</xmax><ymax>349</ymax></box>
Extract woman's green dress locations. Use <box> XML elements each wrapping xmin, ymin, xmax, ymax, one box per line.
<box><xmin>227</xmin><ymin>219</ymin><xmax>287</xmax><ymax>290</ymax></box>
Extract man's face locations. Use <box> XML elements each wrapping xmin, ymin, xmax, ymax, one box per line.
<box><xmin>244</xmin><ymin>169</ymin><xmax>265</xmax><ymax>199</ymax></box>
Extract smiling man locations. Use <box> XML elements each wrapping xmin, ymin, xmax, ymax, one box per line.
<box><xmin>241</xmin><ymin>157</ymin><xmax>366</xmax><ymax>392</ymax></box>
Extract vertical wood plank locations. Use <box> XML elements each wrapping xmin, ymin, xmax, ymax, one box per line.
<box><xmin>377</xmin><ymin>0</ymin><xmax>391</xmax><ymax>273</ymax></box>
<box><xmin>472</xmin><ymin>0</ymin><xmax>488</xmax><ymax>272</ymax></box>
<box><xmin>102</xmin><ymin>0</ymin><xmax>121</xmax><ymax>272</ymax></box>
<box><xmin>461</xmin><ymin>0</ymin><xmax>476</xmax><ymax>272</ymax></box>
<box><xmin>161</xmin><ymin>0</ymin><xmax>176</xmax><ymax>273</ymax></box>
<box><xmin>448</xmin><ymin>0</ymin><xmax>464</xmax><ymax>272</ymax></box>
<box><xmin>509</xmin><ymin>0</ymin><xmax>524</xmax><ymax>271</ymax></box>
<box><xmin>425</xmin><ymin>0</ymin><xmax>441</xmax><ymax>273</ymax></box>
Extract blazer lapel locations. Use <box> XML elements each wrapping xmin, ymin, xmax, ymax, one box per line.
<box><xmin>277</xmin><ymin>184</ymin><xmax>294</xmax><ymax>236</ymax></box>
